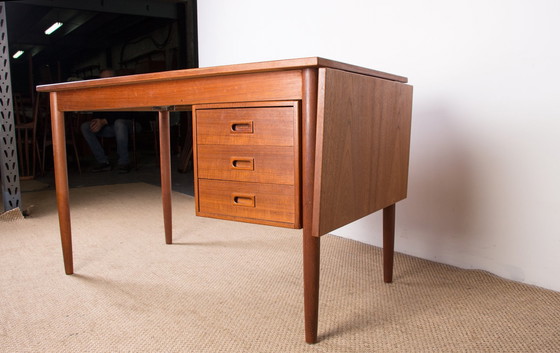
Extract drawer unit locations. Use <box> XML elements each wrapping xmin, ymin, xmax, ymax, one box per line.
<box><xmin>193</xmin><ymin>101</ymin><xmax>301</xmax><ymax>228</ymax></box>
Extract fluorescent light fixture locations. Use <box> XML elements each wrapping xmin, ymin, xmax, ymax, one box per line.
<box><xmin>45</xmin><ymin>22</ymin><xmax>63</xmax><ymax>35</ymax></box>
<box><xmin>12</xmin><ymin>50</ymin><xmax>24</xmax><ymax>59</ymax></box>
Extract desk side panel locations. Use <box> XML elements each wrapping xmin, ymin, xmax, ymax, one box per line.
<box><xmin>55</xmin><ymin>71</ymin><xmax>303</xmax><ymax>111</ymax></box>
<box><xmin>313</xmin><ymin>68</ymin><xmax>413</xmax><ymax>236</ymax></box>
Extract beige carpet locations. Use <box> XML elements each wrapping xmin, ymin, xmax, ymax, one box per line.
<box><xmin>1</xmin><ymin>183</ymin><xmax>559</xmax><ymax>352</ymax></box>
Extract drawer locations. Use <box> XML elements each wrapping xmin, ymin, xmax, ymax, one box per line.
<box><xmin>197</xmin><ymin>179</ymin><xmax>296</xmax><ymax>226</ymax></box>
<box><xmin>197</xmin><ymin>145</ymin><xmax>295</xmax><ymax>184</ymax></box>
<box><xmin>196</xmin><ymin>106</ymin><xmax>295</xmax><ymax>146</ymax></box>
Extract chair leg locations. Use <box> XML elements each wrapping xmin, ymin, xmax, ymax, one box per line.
<box><xmin>33</xmin><ymin>140</ymin><xmax>41</xmax><ymax>178</ymax></box>
<box><xmin>32</xmin><ymin>129</ymin><xmax>37</xmax><ymax>179</ymax></box>
<box><xmin>131</xmin><ymin>119</ymin><xmax>137</xmax><ymax>169</ymax></box>
<box><xmin>41</xmin><ymin>130</ymin><xmax>47</xmax><ymax>176</ymax></box>
<box><xmin>151</xmin><ymin>120</ymin><xmax>159</xmax><ymax>166</ymax></box>
<box><xmin>177</xmin><ymin>145</ymin><xmax>192</xmax><ymax>173</ymax></box>
<box><xmin>69</xmin><ymin>127</ymin><xmax>81</xmax><ymax>174</ymax></box>
<box><xmin>16</xmin><ymin>127</ymin><xmax>33</xmax><ymax>178</ymax></box>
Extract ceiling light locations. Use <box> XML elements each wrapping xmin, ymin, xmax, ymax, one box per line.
<box><xmin>12</xmin><ymin>50</ymin><xmax>24</xmax><ymax>59</ymax></box>
<box><xmin>45</xmin><ymin>22</ymin><xmax>63</xmax><ymax>35</ymax></box>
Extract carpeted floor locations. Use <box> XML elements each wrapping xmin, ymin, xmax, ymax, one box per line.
<box><xmin>1</xmin><ymin>183</ymin><xmax>559</xmax><ymax>352</ymax></box>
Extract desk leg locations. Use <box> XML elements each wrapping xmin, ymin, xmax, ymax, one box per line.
<box><xmin>303</xmin><ymin>231</ymin><xmax>320</xmax><ymax>343</ymax></box>
<box><xmin>383</xmin><ymin>204</ymin><xmax>396</xmax><ymax>283</ymax></box>
<box><xmin>50</xmin><ymin>93</ymin><xmax>73</xmax><ymax>275</ymax></box>
<box><xmin>302</xmin><ymin>68</ymin><xmax>320</xmax><ymax>343</ymax></box>
<box><xmin>158</xmin><ymin>111</ymin><xmax>172</xmax><ymax>244</ymax></box>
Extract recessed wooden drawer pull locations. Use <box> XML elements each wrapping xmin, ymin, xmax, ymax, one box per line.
<box><xmin>232</xmin><ymin>194</ymin><xmax>256</xmax><ymax>207</ymax></box>
<box><xmin>230</xmin><ymin>157</ymin><xmax>254</xmax><ymax>171</ymax></box>
<box><xmin>230</xmin><ymin>121</ymin><xmax>253</xmax><ymax>133</ymax></box>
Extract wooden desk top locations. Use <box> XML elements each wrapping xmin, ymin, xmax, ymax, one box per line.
<box><xmin>37</xmin><ymin>57</ymin><xmax>407</xmax><ymax>93</ymax></box>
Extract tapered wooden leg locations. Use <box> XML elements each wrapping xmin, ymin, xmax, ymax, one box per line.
<box><xmin>50</xmin><ymin>93</ymin><xmax>73</xmax><ymax>275</ymax></box>
<box><xmin>303</xmin><ymin>231</ymin><xmax>320</xmax><ymax>344</ymax></box>
<box><xmin>383</xmin><ymin>204</ymin><xmax>396</xmax><ymax>283</ymax></box>
<box><xmin>158</xmin><ymin>110</ymin><xmax>172</xmax><ymax>244</ymax></box>
<box><xmin>302</xmin><ymin>68</ymin><xmax>320</xmax><ymax>343</ymax></box>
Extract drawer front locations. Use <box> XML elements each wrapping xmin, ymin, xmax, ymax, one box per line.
<box><xmin>197</xmin><ymin>179</ymin><xmax>296</xmax><ymax>225</ymax></box>
<box><xmin>196</xmin><ymin>106</ymin><xmax>295</xmax><ymax>146</ymax></box>
<box><xmin>197</xmin><ymin>145</ymin><xmax>295</xmax><ymax>184</ymax></box>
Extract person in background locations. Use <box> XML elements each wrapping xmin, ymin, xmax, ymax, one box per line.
<box><xmin>80</xmin><ymin>69</ymin><xmax>140</xmax><ymax>173</ymax></box>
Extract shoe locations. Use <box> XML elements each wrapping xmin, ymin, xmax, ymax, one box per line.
<box><xmin>91</xmin><ymin>162</ymin><xmax>111</xmax><ymax>173</ymax></box>
<box><xmin>117</xmin><ymin>164</ymin><xmax>132</xmax><ymax>174</ymax></box>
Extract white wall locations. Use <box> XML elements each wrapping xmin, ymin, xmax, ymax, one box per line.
<box><xmin>198</xmin><ymin>0</ymin><xmax>560</xmax><ymax>292</ymax></box>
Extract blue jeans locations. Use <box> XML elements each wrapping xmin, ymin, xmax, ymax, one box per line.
<box><xmin>80</xmin><ymin>119</ymin><xmax>139</xmax><ymax>165</ymax></box>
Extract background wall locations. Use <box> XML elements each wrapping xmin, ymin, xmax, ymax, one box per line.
<box><xmin>197</xmin><ymin>0</ymin><xmax>560</xmax><ymax>292</ymax></box>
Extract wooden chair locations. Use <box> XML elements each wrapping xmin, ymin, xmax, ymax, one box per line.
<box><xmin>14</xmin><ymin>94</ymin><xmax>42</xmax><ymax>179</ymax></box>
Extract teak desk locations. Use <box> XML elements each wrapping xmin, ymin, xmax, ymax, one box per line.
<box><xmin>37</xmin><ymin>57</ymin><xmax>413</xmax><ymax>343</ymax></box>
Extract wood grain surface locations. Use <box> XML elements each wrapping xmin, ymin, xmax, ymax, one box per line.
<box><xmin>312</xmin><ymin>68</ymin><xmax>413</xmax><ymax>236</ymax></box>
